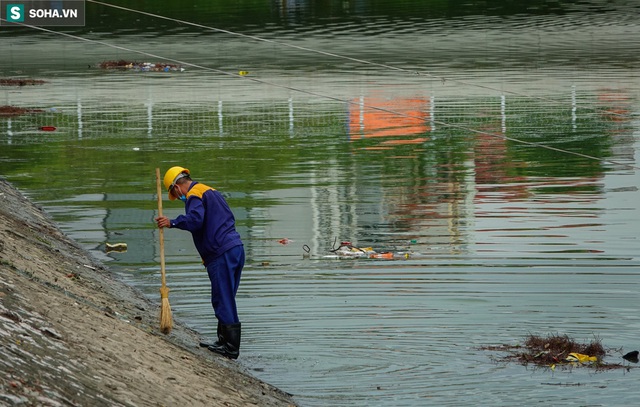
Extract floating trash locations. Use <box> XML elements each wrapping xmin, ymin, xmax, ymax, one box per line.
<box><xmin>318</xmin><ymin>239</ymin><xmax>402</xmax><ymax>260</ymax></box>
<box><xmin>0</xmin><ymin>78</ymin><xmax>47</xmax><ymax>86</ymax></box>
<box><xmin>105</xmin><ymin>242</ymin><xmax>127</xmax><ymax>252</ymax></box>
<box><xmin>565</xmin><ymin>352</ymin><xmax>598</xmax><ymax>364</ymax></box>
<box><xmin>477</xmin><ymin>333</ymin><xmax>637</xmax><ymax>370</ymax></box>
<box><xmin>623</xmin><ymin>350</ymin><xmax>639</xmax><ymax>363</ymax></box>
<box><xmin>302</xmin><ymin>238</ymin><xmax>425</xmax><ymax>260</ymax></box>
<box><xmin>96</xmin><ymin>60</ymin><xmax>185</xmax><ymax>72</ymax></box>
<box><xmin>0</xmin><ymin>105</ymin><xmax>45</xmax><ymax>117</ymax></box>
<box><xmin>369</xmin><ymin>252</ymin><xmax>394</xmax><ymax>259</ymax></box>
<box><xmin>332</xmin><ymin>244</ymin><xmax>375</xmax><ymax>258</ymax></box>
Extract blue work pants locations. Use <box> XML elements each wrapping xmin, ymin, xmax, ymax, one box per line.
<box><xmin>206</xmin><ymin>245</ymin><xmax>244</xmax><ymax>324</ymax></box>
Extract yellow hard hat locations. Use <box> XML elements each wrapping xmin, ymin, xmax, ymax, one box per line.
<box><xmin>163</xmin><ymin>166</ymin><xmax>190</xmax><ymax>200</ymax></box>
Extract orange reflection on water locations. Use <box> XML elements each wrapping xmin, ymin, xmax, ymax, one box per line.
<box><xmin>348</xmin><ymin>97</ymin><xmax>430</xmax><ymax>144</ymax></box>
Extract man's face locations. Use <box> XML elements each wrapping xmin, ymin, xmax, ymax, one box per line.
<box><xmin>170</xmin><ymin>183</ymin><xmax>183</xmax><ymax>200</ymax></box>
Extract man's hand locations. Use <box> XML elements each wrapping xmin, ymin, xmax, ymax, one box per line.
<box><xmin>155</xmin><ymin>216</ymin><xmax>170</xmax><ymax>228</ymax></box>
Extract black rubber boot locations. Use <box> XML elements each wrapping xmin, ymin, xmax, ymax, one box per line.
<box><xmin>208</xmin><ymin>323</ymin><xmax>241</xmax><ymax>359</ymax></box>
<box><xmin>199</xmin><ymin>321</ymin><xmax>222</xmax><ymax>348</ymax></box>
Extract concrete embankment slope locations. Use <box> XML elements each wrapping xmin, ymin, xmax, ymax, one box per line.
<box><xmin>0</xmin><ymin>177</ymin><xmax>295</xmax><ymax>406</ymax></box>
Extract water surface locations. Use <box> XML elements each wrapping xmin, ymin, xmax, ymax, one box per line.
<box><xmin>2</xmin><ymin>1</ymin><xmax>640</xmax><ymax>406</ymax></box>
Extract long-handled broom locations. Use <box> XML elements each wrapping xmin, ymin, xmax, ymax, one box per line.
<box><xmin>155</xmin><ymin>167</ymin><xmax>173</xmax><ymax>334</ymax></box>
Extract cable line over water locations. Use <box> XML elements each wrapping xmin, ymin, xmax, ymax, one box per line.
<box><xmin>86</xmin><ymin>0</ymin><xmax>627</xmax><ymax>112</ymax></box>
<box><xmin>3</xmin><ymin>12</ymin><xmax>637</xmax><ymax>171</ymax></box>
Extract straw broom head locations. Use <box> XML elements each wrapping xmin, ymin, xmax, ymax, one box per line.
<box><xmin>160</xmin><ymin>285</ymin><xmax>172</xmax><ymax>334</ymax></box>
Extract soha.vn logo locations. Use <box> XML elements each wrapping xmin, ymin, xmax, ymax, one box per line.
<box><xmin>2</xmin><ymin>1</ymin><xmax>85</xmax><ymax>26</ymax></box>
<box><xmin>6</xmin><ymin>4</ymin><xmax>24</xmax><ymax>22</ymax></box>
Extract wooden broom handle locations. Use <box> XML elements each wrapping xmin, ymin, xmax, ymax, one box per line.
<box><xmin>155</xmin><ymin>168</ymin><xmax>167</xmax><ymax>288</ymax></box>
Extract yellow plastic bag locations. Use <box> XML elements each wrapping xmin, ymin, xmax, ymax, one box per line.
<box><xmin>565</xmin><ymin>352</ymin><xmax>597</xmax><ymax>363</ymax></box>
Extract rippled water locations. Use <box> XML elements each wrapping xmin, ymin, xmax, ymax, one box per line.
<box><xmin>2</xmin><ymin>1</ymin><xmax>640</xmax><ymax>406</ymax></box>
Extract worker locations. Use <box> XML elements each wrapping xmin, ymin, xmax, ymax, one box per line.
<box><xmin>155</xmin><ymin>166</ymin><xmax>244</xmax><ymax>359</ymax></box>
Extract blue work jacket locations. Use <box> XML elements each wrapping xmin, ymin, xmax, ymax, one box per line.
<box><xmin>170</xmin><ymin>182</ymin><xmax>243</xmax><ymax>266</ymax></box>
